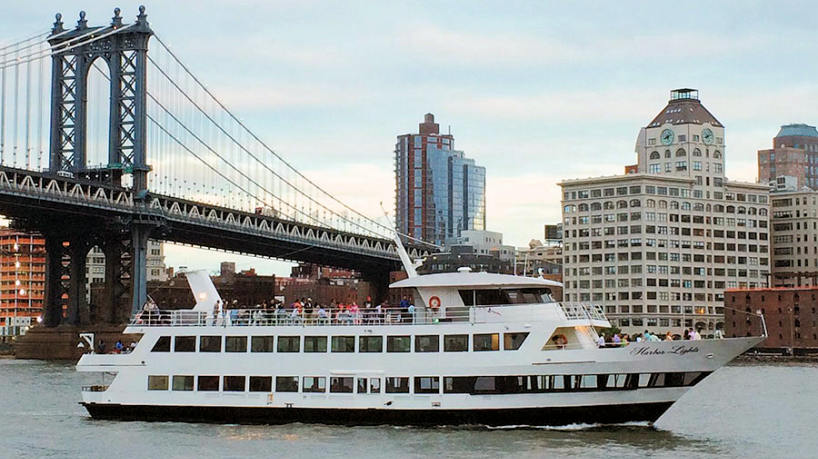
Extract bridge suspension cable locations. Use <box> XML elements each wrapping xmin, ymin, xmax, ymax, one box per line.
<box><xmin>147</xmin><ymin>34</ymin><xmax>431</xmax><ymax>245</ymax></box>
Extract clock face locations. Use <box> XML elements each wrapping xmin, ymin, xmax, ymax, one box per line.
<box><xmin>661</xmin><ymin>129</ymin><xmax>674</xmax><ymax>145</ymax></box>
<box><xmin>702</xmin><ymin>128</ymin><xmax>714</xmax><ymax>145</ymax></box>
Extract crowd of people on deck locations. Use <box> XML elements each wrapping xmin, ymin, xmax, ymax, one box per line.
<box><xmin>596</xmin><ymin>327</ymin><xmax>721</xmax><ymax>348</ymax></box>
<box><xmin>208</xmin><ymin>295</ymin><xmax>419</xmax><ymax>326</ymax></box>
<box><xmin>133</xmin><ymin>295</ymin><xmax>420</xmax><ymax>326</ymax></box>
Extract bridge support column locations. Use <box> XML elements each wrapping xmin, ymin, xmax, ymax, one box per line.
<box><xmin>66</xmin><ymin>237</ymin><xmax>91</xmax><ymax>326</ymax></box>
<box><xmin>43</xmin><ymin>236</ymin><xmax>67</xmax><ymax>327</ymax></box>
<box><xmin>131</xmin><ymin>224</ymin><xmax>151</xmax><ymax>315</ymax></box>
<box><xmin>101</xmin><ymin>238</ymin><xmax>128</xmax><ymax>324</ymax></box>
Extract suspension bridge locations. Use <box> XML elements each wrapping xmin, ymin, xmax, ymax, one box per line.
<box><xmin>0</xmin><ymin>7</ymin><xmax>430</xmax><ymax>327</ymax></box>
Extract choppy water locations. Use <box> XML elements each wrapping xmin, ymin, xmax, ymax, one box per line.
<box><xmin>0</xmin><ymin>359</ymin><xmax>815</xmax><ymax>458</ymax></box>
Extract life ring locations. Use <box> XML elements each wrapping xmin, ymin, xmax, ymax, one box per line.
<box><xmin>429</xmin><ymin>296</ymin><xmax>441</xmax><ymax>309</ymax></box>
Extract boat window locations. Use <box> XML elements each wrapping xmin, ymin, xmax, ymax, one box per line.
<box><xmin>225</xmin><ymin>336</ymin><xmax>247</xmax><ymax>353</ymax></box>
<box><xmin>414</xmin><ymin>376</ymin><xmax>440</xmax><ymax>394</ymax></box>
<box><xmin>147</xmin><ymin>375</ymin><xmax>168</xmax><ymax>390</ymax></box>
<box><xmin>197</xmin><ymin>375</ymin><xmax>219</xmax><ymax>391</ymax></box>
<box><xmin>275</xmin><ymin>376</ymin><xmax>299</xmax><ymax>392</ymax></box>
<box><xmin>331</xmin><ymin>336</ymin><xmax>355</xmax><ymax>353</ymax></box>
<box><xmin>359</xmin><ymin>336</ymin><xmax>383</xmax><ymax>352</ymax></box>
<box><xmin>415</xmin><ymin>335</ymin><xmax>439</xmax><ymax>352</ymax></box>
<box><xmin>473</xmin><ymin>333</ymin><xmax>500</xmax><ymax>351</ymax></box>
<box><xmin>503</xmin><ymin>332</ymin><xmax>529</xmax><ymax>350</ymax></box>
<box><xmin>304</xmin><ymin>336</ymin><xmax>327</xmax><ymax>352</ymax></box>
<box><xmin>443</xmin><ymin>334</ymin><xmax>468</xmax><ymax>352</ymax></box>
<box><xmin>330</xmin><ymin>377</ymin><xmax>354</xmax><ymax>393</ymax></box>
<box><xmin>251</xmin><ymin>336</ymin><xmax>275</xmax><ymax>352</ymax></box>
<box><xmin>199</xmin><ymin>336</ymin><xmax>222</xmax><ymax>352</ymax></box>
<box><xmin>459</xmin><ymin>288</ymin><xmax>553</xmax><ymax>306</ymax></box>
<box><xmin>224</xmin><ymin>376</ymin><xmax>246</xmax><ymax>392</ymax></box>
<box><xmin>277</xmin><ymin>336</ymin><xmax>300</xmax><ymax>353</ymax></box>
<box><xmin>249</xmin><ymin>376</ymin><xmax>272</xmax><ymax>392</ymax></box>
<box><xmin>172</xmin><ymin>375</ymin><xmax>194</xmax><ymax>391</ymax></box>
<box><xmin>357</xmin><ymin>378</ymin><xmax>368</xmax><ymax>394</ymax></box>
<box><xmin>385</xmin><ymin>377</ymin><xmax>409</xmax><ymax>393</ymax></box>
<box><xmin>303</xmin><ymin>376</ymin><xmax>326</xmax><ymax>393</ymax></box>
<box><xmin>174</xmin><ymin>336</ymin><xmax>195</xmax><ymax>352</ymax></box>
<box><xmin>386</xmin><ymin>336</ymin><xmax>411</xmax><ymax>352</ymax></box>
<box><xmin>369</xmin><ymin>378</ymin><xmax>381</xmax><ymax>394</ymax></box>
<box><xmin>444</xmin><ymin>376</ymin><xmax>472</xmax><ymax>393</ymax></box>
<box><xmin>151</xmin><ymin>336</ymin><xmax>171</xmax><ymax>352</ymax></box>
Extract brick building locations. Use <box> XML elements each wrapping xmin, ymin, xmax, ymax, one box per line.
<box><xmin>725</xmin><ymin>286</ymin><xmax>818</xmax><ymax>352</ymax></box>
<box><xmin>758</xmin><ymin>123</ymin><xmax>818</xmax><ymax>189</ymax></box>
<box><xmin>0</xmin><ymin>228</ymin><xmax>46</xmax><ymax>335</ymax></box>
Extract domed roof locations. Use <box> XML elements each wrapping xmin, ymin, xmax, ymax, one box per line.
<box><xmin>646</xmin><ymin>88</ymin><xmax>723</xmax><ymax>128</ymax></box>
<box><xmin>776</xmin><ymin>123</ymin><xmax>818</xmax><ymax>138</ymax></box>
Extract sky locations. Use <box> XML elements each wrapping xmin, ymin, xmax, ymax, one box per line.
<box><xmin>3</xmin><ymin>1</ymin><xmax>818</xmax><ymax>275</ymax></box>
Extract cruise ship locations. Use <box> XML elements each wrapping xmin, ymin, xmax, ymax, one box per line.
<box><xmin>77</xmin><ymin>241</ymin><xmax>765</xmax><ymax>426</ymax></box>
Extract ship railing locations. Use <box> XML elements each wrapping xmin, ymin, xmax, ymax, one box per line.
<box><xmin>130</xmin><ymin>307</ymin><xmax>480</xmax><ymax>327</ymax></box>
<box><xmin>557</xmin><ymin>302</ymin><xmax>608</xmax><ymax>322</ymax></box>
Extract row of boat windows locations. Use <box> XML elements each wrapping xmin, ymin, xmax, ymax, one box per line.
<box><xmin>146</xmin><ymin>372</ymin><xmax>711</xmax><ymax>394</ymax></box>
<box><xmin>150</xmin><ymin>333</ymin><xmax>530</xmax><ymax>353</ymax></box>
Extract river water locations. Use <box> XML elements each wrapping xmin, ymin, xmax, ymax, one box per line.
<box><xmin>0</xmin><ymin>360</ymin><xmax>815</xmax><ymax>458</ymax></box>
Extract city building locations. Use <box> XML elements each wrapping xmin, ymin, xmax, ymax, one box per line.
<box><xmin>86</xmin><ymin>240</ymin><xmax>167</xmax><ymax>302</ymax></box>
<box><xmin>560</xmin><ymin>88</ymin><xmax>771</xmax><ymax>336</ymax></box>
<box><xmin>768</xmin><ymin>182</ymin><xmax>818</xmax><ymax>286</ymax></box>
<box><xmin>515</xmin><ymin>240</ymin><xmax>562</xmax><ymax>277</ymax></box>
<box><xmin>758</xmin><ymin>123</ymin><xmax>818</xmax><ymax>189</ymax></box>
<box><xmin>725</xmin><ymin>286</ymin><xmax>818</xmax><ymax>353</ymax></box>
<box><xmin>0</xmin><ymin>228</ymin><xmax>45</xmax><ymax>336</ymax></box>
<box><xmin>395</xmin><ymin>113</ymin><xmax>486</xmax><ymax>245</ymax></box>
<box><xmin>447</xmin><ymin>229</ymin><xmax>514</xmax><ymax>262</ymax></box>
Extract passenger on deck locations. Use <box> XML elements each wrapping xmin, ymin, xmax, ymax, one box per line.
<box><xmin>317</xmin><ymin>305</ymin><xmax>328</xmax><ymax>325</ymax></box>
<box><xmin>664</xmin><ymin>331</ymin><xmax>674</xmax><ymax>341</ymax></box>
<box><xmin>596</xmin><ymin>334</ymin><xmax>605</xmax><ymax>348</ymax></box>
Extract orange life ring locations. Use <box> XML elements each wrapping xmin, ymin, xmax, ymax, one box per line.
<box><xmin>429</xmin><ymin>296</ymin><xmax>441</xmax><ymax>309</ymax></box>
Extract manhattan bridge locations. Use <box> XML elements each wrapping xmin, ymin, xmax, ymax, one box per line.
<box><xmin>0</xmin><ymin>7</ymin><xmax>430</xmax><ymax>327</ymax></box>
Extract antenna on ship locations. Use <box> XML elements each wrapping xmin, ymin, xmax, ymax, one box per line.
<box><xmin>380</xmin><ymin>202</ymin><xmax>418</xmax><ymax>278</ymax></box>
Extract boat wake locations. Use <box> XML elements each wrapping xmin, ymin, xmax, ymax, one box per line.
<box><xmin>484</xmin><ymin>421</ymin><xmax>654</xmax><ymax>431</ymax></box>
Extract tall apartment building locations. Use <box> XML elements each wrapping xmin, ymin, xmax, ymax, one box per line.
<box><xmin>768</xmin><ymin>180</ymin><xmax>818</xmax><ymax>286</ymax></box>
<box><xmin>560</xmin><ymin>89</ymin><xmax>771</xmax><ymax>336</ymax></box>
<box><xmin>758</xmin><ymin>124</ymin><xmax>818</xmax><ymax>189</ymax></box>
<box><xmin>0</xmin><ymin>228</ymin><xmax>46</xmax><ymax>333</ymax></box>
<box><xmin>395</xmin><ymin>113</ymin><xmax>486</xmax><ymax>245</ymax></box>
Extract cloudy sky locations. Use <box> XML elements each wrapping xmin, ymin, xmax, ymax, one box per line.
<box><xmin>4</xmin><ymin>1</ymin><xmax>818</xmax><ymax>275</ymax></box>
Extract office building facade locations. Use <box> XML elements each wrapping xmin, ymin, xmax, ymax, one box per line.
<box><xmin>769</xmin><ymin>184</ymin><xmax>818</xmax><ymax>286</ymax></box>
<box><xmin>395</xmin><ymin>113</ymin><xmax>486</xmax><ymax>245</ymax></box>
<box><xmin>560</xmin><ymin>89</ymin><xmax>771</xmax><ymax>336</ymax></box>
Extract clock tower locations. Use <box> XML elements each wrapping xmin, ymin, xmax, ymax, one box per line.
<box><xmin>636</xmin><ymin>89</ymin><xmax>725</xmax><ymax>190</ymax></box>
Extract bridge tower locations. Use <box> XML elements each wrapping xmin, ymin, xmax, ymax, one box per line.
<box><xmin>41</xmin><ymin>8</ymin><xmax>155</xmax><ymax>326</ymax></box>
